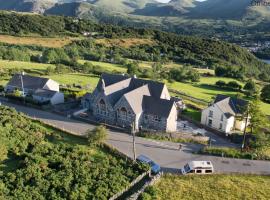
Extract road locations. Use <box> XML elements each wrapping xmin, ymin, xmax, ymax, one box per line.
<box><xmin>2</xmin><ymin>101</ymin><xmax>270</xmax><ymax>175</ymax></box>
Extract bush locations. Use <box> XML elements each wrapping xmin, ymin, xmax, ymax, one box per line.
<box><xmin>200</xmin><ymin>147</ymin><xmax>254</xmax><ymax>159</ymax></box>
<box><xmin>87</xmin><ymin>126</ymin><xmax>108</xmax><ymax>147</ymax></box>
<box><xmin>215</xmin><ymin>80</ymin><xmax>226</xmax><ymax>87</ymax></box>
<box><xmin>139</xmin><ymin>186</ymin><xmax>159</xmax><ymax>200</ymax></box>
<box><xmin>227</xmin><ymin>81</ymin><xmax>242</xmax><ymax>90</ymax></box>
<box><xmin>261</xmin><ymin>84</ymin><xmax>270</xmax><ymax>103</ymax></box>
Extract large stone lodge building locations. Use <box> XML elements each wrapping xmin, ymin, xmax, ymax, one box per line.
<box><xmin>82</xmin><ymin>73</ymin><xmax>178</xmax><ymax>132</ymax></box>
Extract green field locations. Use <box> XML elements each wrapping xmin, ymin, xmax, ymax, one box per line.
<box><xmin>0</xmin><ymin>59</ymin><xmax>269</xmax><ymax>114</ymax></box>
<box><xmin>145</xmin><ymin>174</ymin><xmax>270</xmax><ymax>200</ymax></box>
<box><xmin>78</xmin><ymin>60</ymin><xmax>126</xmax><ymax>73</ymax></box>
<box><xmin>45</xmin><ymin>73</ymin><xmax>99</xmax><ymax>91</ymax></box>
<box><xmin>166</xmin><ymin>77</ymin><xmax>244</xmax><ymax>102</ymax></box>
<box><xmin>0</xmin><ymin>60</ymin><xmax>54</xmax><ymax>74</ymax></box>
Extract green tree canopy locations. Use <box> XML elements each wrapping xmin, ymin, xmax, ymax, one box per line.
<box><xmin>87</xmin><ymin>126</ymin><xmax>108</xmax><ymax>147</ymax></box>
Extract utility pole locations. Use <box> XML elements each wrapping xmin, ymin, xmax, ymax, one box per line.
<box><xmin>20</xmin><ymin>72</ymin><xmax>25</xmax><ymax>104</ymax></box>
<box><xmin>241</xmin><ymin>106</ymin><xmax>249</xmax><ymax>152</ymax></box>
<box><xmin>132</xmin><ymin>121</ymin><xmax>136</xmax><ymax>162</ymax></box>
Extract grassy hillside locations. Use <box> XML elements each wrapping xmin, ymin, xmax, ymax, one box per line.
<box><xmin>0</xmin><ymin>35</ymin><xmax>79</xmax><ymax>48</ymax></box>
<box><xmin>142</xmin><ymin>174</ymin><xmax>270</xmax><ymax>200</ymax></box>
<box><xmin>0</xmin><ymin>106</ymin><xmax>147</xmax><ymax>199</ymax></box>
<box><xmin>0</xmin><ymin>11</ymin><xmax>267</xmax><ymax>79</ymax></box>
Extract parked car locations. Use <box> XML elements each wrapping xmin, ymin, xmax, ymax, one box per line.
<box><xmin>181</xmin><ymin>161</ymin><xmax>214</xmax><ymax>175</ymax></box>
<box><xmin>136</xmin><ymin>155</ymin><xmax>161</xmax><ymax>174</ymax></box>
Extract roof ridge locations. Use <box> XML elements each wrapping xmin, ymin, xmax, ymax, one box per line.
<box><xmin>124</xmin><ymin>84</ymin><xmax>149</xmax><ymax>97</ymax></box>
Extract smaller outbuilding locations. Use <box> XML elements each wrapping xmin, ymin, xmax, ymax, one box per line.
<box><xmin>5</xmin><ymin>73</ymin><xmax>64</xmax><ymax>105</ymax></box>
<box><xmin>32</xmin><ymin>89</ymin><xmax>64</xmax><ymax>105</ymax></box>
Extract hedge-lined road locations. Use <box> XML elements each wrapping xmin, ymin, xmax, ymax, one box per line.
<box><xmin>2</xmin><ymin>101</ymin><xmax>270</xmax><ymax>175</ymax></box>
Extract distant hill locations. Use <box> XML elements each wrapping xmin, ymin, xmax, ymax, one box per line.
<box><xmin>0</xmin><ymin>0</ymin><xmax>269</xmax><ymax>42</ymax></box>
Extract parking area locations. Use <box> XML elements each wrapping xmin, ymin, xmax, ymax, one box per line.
<box><xmin>177</xmin><ymin>120</ymin><xmax>239</xmax><ymax>148</ymax></box>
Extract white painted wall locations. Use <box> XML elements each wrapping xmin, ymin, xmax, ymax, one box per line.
<box><xmin>44</xmin><ymin>79</ymin><xmax>60</xmax><ymax>92</ymax></box>
<box><xmin>32</xmin><ymin>92</ymin><xmax>64</xmax><ymax>105</ymax></box>
<box><xmin>201</xmin><ymin>104</ymin><xmax>234</xmax><ymax>134</ymax></box>
<box><xmin>225</xmin><ymin>116</ymin><xmax>235</xmax><ymax>134</ymax></box>
<box><xmin>160</xmin><ymin>85</ymin><xmax>171</xmax><ymax>100</ymax></box>
<box><xmin>50</xmin><ymin>92</ymin><xmax>64</xmax><ymax>105</ymax></box>
<box><xmin>166</xmin><ymin>103</ymin><xmax>177</xmax><ymax>132</ymax></box>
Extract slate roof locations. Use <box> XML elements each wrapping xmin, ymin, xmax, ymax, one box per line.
<box><xmin>33</xmin><ymin>89</ymin><xmax>57</xmax><ymax>99</ymax></box>
<box><xmin>124</xmin><ymin>85</ymin><xmax>150</xmax><ymax>114</ymax></box>
<box><xmin>7</xmin><ymin>74</ymin><xmax>49</xmax><ymax>90</ymax></box>
<box><xmin>214</xmin><ymin>94</ymin><xmax>248</xmax><ymax>118</ymax></box>
<box><xmin>143</xmin><ymin>96</ymin><xmax>175</xmax><ymax>118</ymax></box>
<box><xmin>93</xmin><ymin>73</ymin><xmax>175</xmax><ymax>118</ymax></box>
<box><xmin>97</xmin><ymin>73</ymin><xmax>166</xmax><ymax>106</ymax></box>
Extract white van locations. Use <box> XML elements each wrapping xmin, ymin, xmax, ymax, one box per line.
<box><xmin>181</xmin><ymin>161</ymin><xmax>214</xmax><ymax>175</ymax></box>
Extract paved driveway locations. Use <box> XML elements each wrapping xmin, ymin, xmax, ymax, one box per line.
<box><xmin>2</xmin><ymin>102</ymin><xmax>270</xmax><ymax>175</ymax></box>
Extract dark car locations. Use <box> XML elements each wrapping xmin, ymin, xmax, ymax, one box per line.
<box><xmin>136</xmin><ymin>155</ymin><xmax>161</xmax><ymax>174</ymax></box>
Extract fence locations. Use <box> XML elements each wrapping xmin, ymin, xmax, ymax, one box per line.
<box><xmin>169</xmin><ymin>89</ymin><xmax>209</xmax><ymax>105</ymax></box>
<box><xmin>109</xmin><ymin>171</ymin><xmax>150</xmax><ymax>200</ymax></box>
<box><xmin>126</xmin><ymin>172</ymin><xmax>163</xmax><ymax>200</ymax></box>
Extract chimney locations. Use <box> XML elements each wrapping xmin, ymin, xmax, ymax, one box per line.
<box><xmin>133</xmin><ymin>74</ymin><xmax>137</xmax><ymax>79</ymax></box>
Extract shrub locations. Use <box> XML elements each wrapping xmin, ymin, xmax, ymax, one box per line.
<box><xmin>215</xmin><ymin>80</ymin><xmax>226</xmax><ymax>87</ymax></box>
<box><xmin>261</xmin><ymin>84</ymin><xmax>270</xmax><ymax>102</ymax></box>
<box><xmin>87</xmin><ymin>126</ymin><xmax>108</xmax><ymax>147</ymax></box>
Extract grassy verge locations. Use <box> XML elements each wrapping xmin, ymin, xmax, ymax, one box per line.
<box><xmin>199</xmin><ymin>147</ymin><xmax>254</xmax><ymax>159</ymax></box>
<box><xmin>137</xmin><ymin>132</ymin><xmax>208</xmax><ymax>145</ymax></box>
<box><xmin>140</xmin><ymin>174</ymin><xmax>270</xmax><ymax>200</ymax></box>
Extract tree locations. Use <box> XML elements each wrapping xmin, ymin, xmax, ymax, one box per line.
<box><xmin>127</xmin><ymin>62</ymin><xmax>139</xmax><ymax>76</ymax></box>
<box><xmin>261</xmin><ymin>84</ymin><xmax>270</xmax><ymax>103</ymax></box>
<box><xmin>216</xmin><ymin>80</ymin><xmax>226</xmax><ymax>88</ymax></box>
<box><xmin>87</xmin><ymin>126</ymin><xmax>108</xmax><ymax>147</ymax></box>
<box><xmin>152</xmin><ymin>63</ymin><xmax>162</xmax><ymax>80</ymax></box>
<box><xmin>244</xmin><ymin>79</ymin><xmax>257</xmax><ymax>97</ymax></box>
<box><xmin>188</xmin><ymin>69</ymin><xmax>200</xmax><ymax>82</ymax></box>
<box><xmin>248</xmin><ymin>98</ymin><xmax>266</xmax><ymax>134</ymax></box>
<box><xmin>227</xmin><ymin>81</ymin><xmax>242</xmax><ymax>91</ymax></box>
<box><xmin>45</xmin><ymin>66</ymin><xmax>55</xmax><ymax>75</ymax></box>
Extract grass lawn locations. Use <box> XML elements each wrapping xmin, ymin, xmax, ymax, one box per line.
<box><xmin>0</xmin><ymin>34</ymin><xmax>79</xmax><ymax>48</ymax></box>
<box><xmin>78</xmin><ymin>60</ymin><xmax>126</xmax><ymax>73</ymax></box>
<box><xmin>166</xmin><ymin>77</ymin><xmax>243</xmax><ymax>102</ymax></box>
<box><xmin>150</xmin><ymin>174</ymin><xmax>270</xmax><ymax>200</ymax></box>
<box><xmin>0</xmin><ymin>59</ymin><xmax>269</xmax><ymax>114</ymax></box>
<box><xmin>166</xmin><ymin>77</ymin><xmax>270</xmax><ymax>115</ymax></box>
<box><xmin>182</xmin><ymin>108</ymin><xmax>202</xmax><ymax>122</ymax></box>
<box><xmin>0</xmin><ymin>60</ymin><xmax>54</xmax><ymax>75</ymax></box>
<box><xmin>45</xmin><ymin>73</ymin><xmax>100</xmax><ymax>91</ymax></box>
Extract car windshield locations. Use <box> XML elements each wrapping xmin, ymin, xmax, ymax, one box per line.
<box><xmin>149</xmin><ymin>161</ymin><xmax>156</xmax><ymax>167</ymax></box>
<box><xmin>184</xmin><ymin>164</ymin><xmax>190</xmax><ymax>172</ymax></box>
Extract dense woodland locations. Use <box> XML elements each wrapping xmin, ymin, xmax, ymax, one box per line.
<box><xmin>0</xmin><ymin>12</ymin><xmax>269</xmax><ymax>81</ymax></box>
<box><xmin>0</xmin><ymin>106</ymin><xmax>147</xmax><ymax>199</ymax></box>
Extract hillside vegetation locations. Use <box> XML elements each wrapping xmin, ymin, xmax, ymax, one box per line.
<box><xmin>0</xmin><ymin>11</ymin><xmax>268</xmax><ymax>80</ymax></box>
<box><xmin>0</xmin><ymin>106</ymin><xmax>147</xmax><ymax>199</ymax></box>
<box><xmin>0</xmin><ymin>0</ymin><xmax>269</xmax><ymax>43</ymax></box>
<box><xmin>141</xmin><ymin>174</ymin><xmax>270</xmax><ymax>200</ymax></box>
